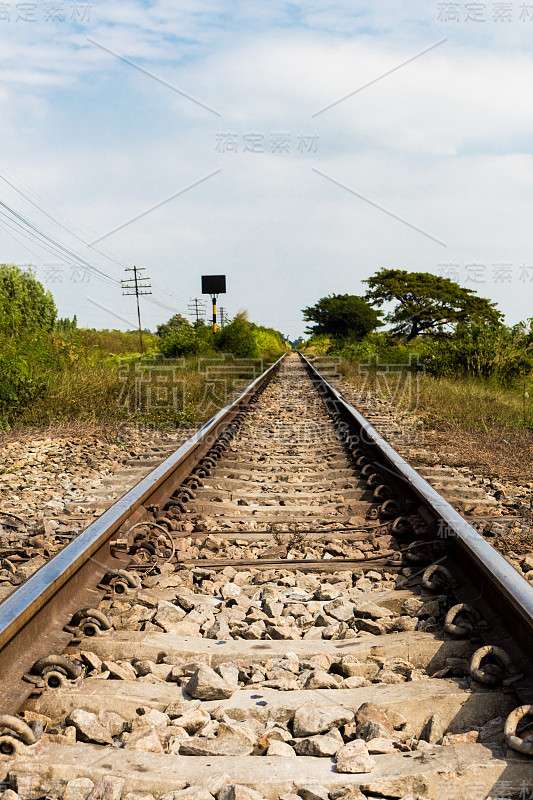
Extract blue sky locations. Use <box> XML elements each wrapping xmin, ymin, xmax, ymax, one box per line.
<box><xmin>1</xmin><ymin>1</ymin><xmax>533</xmax><ymax>337</ymax></box>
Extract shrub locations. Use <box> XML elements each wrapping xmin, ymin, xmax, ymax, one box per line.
<box><xmin>422</xmin><ymin>324</ymin><xmax>533</xmax><ymax>383</ymax></box>
<box><xmin>0</xmin><ymin>332</ymin><xmax>84</xmax><ymax>426</ymax></box>
<box><xmin>158</xmin><ymin>326</ymin><xmax>209</xmax><ymax>357</ymax></box>
<box><xmin>252</xmin><ymin>327</ymin><xmax>287</xmax><ymax>360</ymax></box>
<box><xmin>337</xmin><ymin>332</ymin><xmax>420</xmax><ymax>366</ymax></box>
<box><xmin>215</xmin><ymin>313</ymin><xmax>259</xmax><ymax>358</ymax></box>
<box><xmin>75</xmin><ymin>328</ymin><xmax>158</xmax><ymax>355</ymax></box>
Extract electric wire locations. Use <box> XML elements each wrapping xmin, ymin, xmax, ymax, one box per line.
<box><xmin>0</xmin><ymin>212</ymin><xmax>119</xmax><ymax>289</ymax></box>
<box><xmin>0</xmin><ymin>201</ymin><xmax>121</xmax><ymax>286</ymax></box>
<box><xmin>0</xmin><ymin>167</ymin><xmax>200</xmax><ymax>314</ymax></box>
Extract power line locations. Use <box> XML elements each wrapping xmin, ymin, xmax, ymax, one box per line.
<box><xmin>146</xmin><ymin>296</ymin><xmax>184</xmax><ymax>314</ymax></box>
<box><xmin>0</xmin><ymin>157</ymin><xmax>92</xmax><ymax>240</ymax></box>
<box><xmin>0</xmin><ymin>171</ymin><xmax>127</xmax><ymax>270</ymax></box>
<box><xmin>0</xmin><ymin>216</ymin><xmax>52</xmax><ymax>265</ymax></box>
<box><xmin>0</xmin><ymin>201</ymin><xmax>185</xmax><ymax>321</ymax></box>
<box><xmin>0</xmin><ymin>209</ymin><xmax>119</xmax><ymax>287</ymax></box>
<box><xmin>0</xmin><ymin>173</ymin><xmax>197</xmax><ymax>330</ymax></box>
<box><xmin>0</xmin><ymin>165</ymin><xmax>192</xmax><ymax>309</ymax></box>
<box><xmin>0</xmin><ymin>200</ymin><xmax>121</xmax><ymax>286</ymax></box>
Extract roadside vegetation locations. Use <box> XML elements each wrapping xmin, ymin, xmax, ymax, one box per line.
<box><xmin>301</xmin><ymin>269</ymin><xmax>533</xmax><ymax>434</ymax></box>
<box><xmin>0</xmin><ymin>264</ymin><xmax>288</xmax><ymax>432</ymax></box>
<box><xmin>3</xmin><ymin>259</ymin><xmax>531</xmax><ymax>439</ymax></box>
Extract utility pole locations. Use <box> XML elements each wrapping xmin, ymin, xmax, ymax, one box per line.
<box><xmin>188</xmin><ymin>297</ymin><xmax>206</xmax><ymax>325</ymax></box>
<box><xmin>218</xmin><ymin>306</ymin><xmax>227</xmax><ymax>328</ymax></box>
<box><xmin>122</xmin><ymin>266</ymin><xmax>152</xmax><ymax>353</ymax></box>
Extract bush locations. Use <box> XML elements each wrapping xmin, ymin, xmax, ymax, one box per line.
<box><xmin>337</xmin><ymin>332</ymin><xmax>420</xmax><ymax>366</ymax></box>
<box><xmin>334</xmin><ymin>323</ymin><xmax>533</xmax><ymax>385</ymax></box>
<box><xmin>299</xmin><ymin>334</ymin><xmax>331</xmax><ymax>355</ymax></box>
<box><xmin>422</xmin><ymin>324</ymin><xmax>533</xmax><ymax>383</ymax></box>
<box><xmin>0</xmin><ymin>264</ymin><xmax>61</xmax><ymax>425</ymax></box>
<box><xmin>338</xmin><ymin>322</ymin><xmax>533</xmax><ymax>433</ymax></box>
<box><xmin>75</xmin><ymin>328</ymin><xmax>158</xmax><ymax>355</ymax></box>
<box><xmin>158</xmin><ymin>326</ymin><xmax>210</xmax><ymax>357</ymax></box>
<box><xmin>0</xmin><ymin>332</ymin><xmax>85</xmax><ymax>426</ymax></box>
<box><xmin>252</xmin><ymin>327</ymin><xmax>287</xmax><ymax>360</ymax></box>
<box><xmin>215</xmin><ymin>314</ymin><xmax>259</xmax><ymax>358</ymax></box>
<box><xmin>156</xmin><ymin>311</ymin><xmax>287</xmax><ymax>362</ymax></box>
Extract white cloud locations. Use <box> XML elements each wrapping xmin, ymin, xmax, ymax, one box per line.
<box><xmin>0</xmin><ymin>3</ymin><xmax>532</xmax><ymax>336</ymax></box>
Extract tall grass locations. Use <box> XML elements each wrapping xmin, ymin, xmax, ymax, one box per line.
<box><xmin>18</xmin><ymin>361</ymin><xmax>123</xmax><ymax>426</ymax></box>
<box><xmin>340</xmin><ymin>360</ymin><xmax>532</xmax><ymax>433</ymax></box>
<box><xmin>75</xmin><ymin>329</ymin><xmax>159</xmax><ymax>355</ymax></box>
<box><xmin>15</xmin><ymin>352</ymin><xmax>278</xmax><ymax>431</ymax></box>
<box><xmin>410</xmin><ymin>375</ymin><xmax>531</xmax><ymax>433</ymax></box>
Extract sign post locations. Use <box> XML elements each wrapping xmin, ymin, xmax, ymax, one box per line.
<box><xmin>201</xmin><ymin>275</ymin><xmax>226</xmax><ymax>333</ymax></box>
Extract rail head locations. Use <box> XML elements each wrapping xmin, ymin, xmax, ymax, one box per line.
<box><xmin>0</xmin><ymin>353</ymin><xmax>287</xmax><ymax>654</ymax></box>
<box><xmin>299</xmin><ymin>351</ymin><xmax>533</xmax><ymax>644</ymax></box>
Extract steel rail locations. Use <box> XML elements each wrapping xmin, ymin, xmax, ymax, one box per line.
<box><xmin>299</xmin><ymin>352</ymin><xmax>533</xmax><ymax>672</ymax></box>
<box><xmin>0</xmin><ymin>353</ymin><xmax>286</xmax><ymax>711</ymax></box>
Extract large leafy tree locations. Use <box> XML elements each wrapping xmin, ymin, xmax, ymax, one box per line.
<box><xmin>0</xmin><ymin>264</ymin><xmax>57</xmax><ymax>420</ymax></box>
<box><xmin>364</xmin><ymin>269</ymin><xmax>503</xmax><ymax>340</ymax></box>
<box><xmin>0</xmin><ymin>263</ymin><xmax>56</xmax><ymax>335</ymax></box>
<box><xmin>302</xmin><ymin>294</ymin><xmax>383</xmax><ymax>340</ymax></box>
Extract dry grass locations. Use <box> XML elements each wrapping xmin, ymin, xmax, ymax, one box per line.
<box><xmin>0</xmin><ymin>418</ymin><xmax>121</xmax><ymax>448</ymax></box>
<box><xmin>6</xmin><ymin>355</ymin><xmax>265</xmax><ymax>436</ymax></box>
<box><xmin>340</xmin><ymin>360</ymin><xmax>532</xmax><ymax>433</ymax></box>
<box><xmin>76</xmin><ymin>328</ymin><xmax>159</xmax><ymax>354</ymax></box>
<box><xmin>411</xmin><ymin>428</ymin><xmax>533</xmax><ymax>483</ymax></box>
<box><xmin>411</xmin><ymin>375</ymin><xmax>532</xmax><ymax>433</ymax></box>
<box><xmin>17</xmin><ymin>362</ymin><xmax>124</xmax><ymax>427</ymax></box>
<box><xmin>340</xmin><ymin>358</ymin><xmax>533</xmax><ymax>482</ymax></box>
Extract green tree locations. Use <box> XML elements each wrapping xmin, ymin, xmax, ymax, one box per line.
<box><xmin>215</xmin><ymin>311</ymin><xmax>258</xmax><ymax>358</ymax></box>
<box><xmin>0</xmin><ymin>263</ymin><xmax>56</xmax><ymax>335</ymax></box>
<box><xmin>156</xmin><ymin>313</ymin><xmax>190</xmax><ymax>338</ymax></box>
<box><xmin>302</xmin><ymin>294</ymin><xmax>382</xmax><ymax>341</ymax></box>
<box><xmin>364</xmin><ymin>268</ymin><xmax>502</xmax><ymax>340</ymax></box>
<box><xmin>56</xmin><ymin>314</ymin><xmax>78</xmax><ymax>332</ymax></box>
<box><xmin>158</xmin><ymin>326</ymin><xmax>205</xmax><ymax>357</ymax></box>
<box><xmin>0</xmin><ymin>265</ymin><xmax>58</xmax><ymax>424</ymax></box>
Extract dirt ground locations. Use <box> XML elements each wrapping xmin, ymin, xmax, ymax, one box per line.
<box><xmin>405</xmin><ymin>426</ymin><xmax>533</xmax><ymax>485</ymax></box>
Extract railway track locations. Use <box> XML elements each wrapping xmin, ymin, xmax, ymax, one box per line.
<box><xmin>0</xmin><ymin>353</ymin><xmax>532</xmax><ymax>800</ymax></box>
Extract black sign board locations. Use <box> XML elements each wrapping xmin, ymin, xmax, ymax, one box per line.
<box><xmin>201</xmin><ymin>275</ymin><xmax>226</xmax><ymax>295</ymax></box>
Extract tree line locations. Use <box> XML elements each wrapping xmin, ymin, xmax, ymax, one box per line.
<box><xmin>155</xmin><ymin>310</ymin><xmax>287</xmax><ymax>360</ymax></box>
<box><xmin>302</xmin><ymin>268</ymin><xmax>532</xmax><ymax>383</ymax></box>
<box><xmin>0</xmin><ymin>264</ymin><xmax>288</xmax><ymax>426</ymax></box>
<box><xmin>303</xmin><ymin>269</ymin><xmax>501</xmax><ymax>341</ymax></box>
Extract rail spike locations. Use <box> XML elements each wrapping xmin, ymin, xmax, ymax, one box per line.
<box><xmin>422</xmin><ymin>564</ymin><xmax>455</xmax><ymax>592</ymax></box>
<box><xmin>469</xmin><ymin>645</ymin><xmax>523</xmax><ymax>687</ymax></box>
<box><xmin>99</xmin><ymin>569</ymin><xmax>140</xmax><ymax>595</ymax></box>
<box><xmin>444</xmin><ymin>603</ymin><xmax>488</xmax><ymax>638</ymax></box>
<box><xmin>65</xmin><ymin>608</ymin><xmax>113</xmax><ymax>637</ymax></box>
<box><xmin>505</xmin><ymin>705</ymin><xmax>533</xmax><ymax>756</ymax></box>
<box><xmin>27</xmin><ymin>654</ymin><xmax>82</xmax><ymax>690</ymax></box>
<box><xmin>0</xmin><ymin>716</ymin><xmax>39</xmax><ymax>755</ymax></box>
